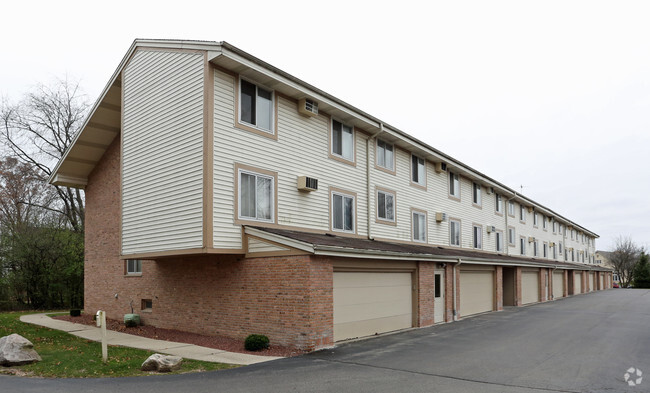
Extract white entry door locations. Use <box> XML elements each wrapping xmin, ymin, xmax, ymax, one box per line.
<box><xmin>434</xmin><ymin>270</ymin><xmax>445</xmax><ymax>323</ymax></box>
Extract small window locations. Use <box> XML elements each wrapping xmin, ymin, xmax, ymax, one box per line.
<box><xmin>552</xmin><ymin>221</ymin><xmax>557</xmax><ymax>233</ymax></box>
<box><xmin>533</xmin><ymin>241</ymin><xmax>538</xmax><ymax>257</ymax></box>
<box><xmin>520</xmin><ymin>205</ymin><xmax>526</xmax><ymax>222</ymax></box>
<box><xmin>411</xmin><ymin>155</ymin><xmax>426</xmax><ymax>186</ymax></box>
<box><xmin>332</xmin><ymin>120</ymin><xmax>354</xmax><ymax>161</ymax></box>
<box><xmin>508</xmin><ymin>201</ymin><xmax>515</xmax><ymax>216</ymax></box>
<box><xmin>558</xmin><ymin>242</ymin><xmax>563</xmax><ymax>254</ymax></box>
<box><xmin>332</xmin><ymin>191</ymin><xmax>355</xmax><ymax>233</ymax></box>
<box><xmin>533</xmin><ymin>213</ymin><xmax>538</xmax><ymax>227</ymax></box>
<box><xmin>520</xmin><ymin>237</ymin><xmax>526</xmax><ymax>256</ymax></box>
<box><xmin>542</xmin><ymin>216</ymin><xmax>547</xmax><ymax>230</ymax></box>
<box><xmin>472</xmin><ymin>183</ymin><xmax>481</xmax><ymax>206</ymax></box>
<box><xmin>126</xmin><ymin>259</ymin><xmax>142</xmax><ymax>275</ymax></box>
<box><xmin>239</xmin><ymin>169</ymin><xmax>274</xmax><ymax>222</ymax></box>
<box><xmin>141</xmin><ymin>299</ymin><xmax>152</xmax><ymax>311</ymax></box>
<box><xmin>543</xmin><ymin>243</ymin><xmax>548</xmax><ymax>258</ymax></box>
<box><xmin>376</xmin><ymin>139</ymin><xmax>394</xmax><ymax>171</ymax></box>
<box><xmin>496</xmin><ymin>231</ymin><xmax>504</xmax><ymax>252</ymax></box>
<box><xmin>412</xmin><ymin>211</ymin><xmax>427</xmax><ymax>243</ymax></box>
<box><xmin>473</xmin><ymin>225</ymin><xmax>482</xmax><ymax>249</ymax></box>
<box><xmin>450</xmin><ymin>219</ymin><xmax>461</xmax><ymax>246</ymax></box>
<box><xmin>239</xmin><ymin>79</ymin><xmax>273</xmax><ymax>133</ymax></box>
<box><xmin>377</xmin><ymin>190</ymin><xmax>395</xmax><ymax>222</ymax></box>
<box><xmin>553</xmin><ymin>244</ymin><xmax>557</xmax><ymax>259</ymax></box>
<box><xmin>495</xmin><ymin>194</ymin><xmax>503</xmax><ymax>214</ymax></box>
<box><xmin>508</xmin><ymin>227</ymin><xmax>516</xmax><ymax>246</ymax></box>
<box><xmin>449</xmin><ymin>172</ymin><xmax>460</xmax><ymax>198</ymax></box>
<box><xmin>434</xmin><ymin>274</ymin><xmax>442</xmax><ymax>298</ymax></box>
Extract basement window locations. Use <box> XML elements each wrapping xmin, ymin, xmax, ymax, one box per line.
<box><xmin>126</xmin><ymin>259</ymin><xmax>142</xmax><ymax>276</ymax></box>
<box><xmin>141</xmin><ymin>299</ymin><xmax>152</xmax><ymax>312</ymax></box>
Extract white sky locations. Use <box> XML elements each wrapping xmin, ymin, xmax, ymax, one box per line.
<box><xmin>2</xmin><ymin>0</ymin><xmax>649</xmax><ymax>251</ymax></box>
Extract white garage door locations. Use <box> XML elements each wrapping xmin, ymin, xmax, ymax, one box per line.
<box><xmin>553</xmin><ymin>271</ymin><xmax>565</xmax><ymax>298</ymax></box>
<box><xmin>522</xmin><ymin>270</ymin><xmax>540</xmax><ymax>304</ymax></box>
<box><xmin>333</xmin><ymin>271</ymin><xmax>413</xmax><ymax>342</ymax></box>
<box><xmin>599</xmin><ymin>273</ymin><xmax>604</xmax><ymax>290</ymax></box>
<box><xmin>460</xmin><ymin>270</ymin><xmax>494</xmax><ymax>316</ymax></box>
<box><xmin>589</xmin><ymin>272</ymin><xmax>595</xmax><ymax>291</ymax></box>
<box><xmin>574</xmin><ymin>272</ymin><xmax>582</xmax><ymax>294</ymax></box>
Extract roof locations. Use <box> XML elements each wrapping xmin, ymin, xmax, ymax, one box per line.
<box><xmin>246</xmin><ymin>226</ymin><xmax>611</xmax><ymax>272</ymax></box>
<box><xmin>50</xmin><ymin>38</ymin><xmax>598</xmax><ymax>237</ymax></box>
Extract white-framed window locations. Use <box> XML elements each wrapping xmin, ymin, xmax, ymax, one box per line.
<box><xmin>571</xmin><ymin>249</ymin><xmax>575</xmax><ymax>261</ymax></box>
<box><xmin>508</xmin><ymin>201</ymin><xmax>515</xmax><ymax>216</ymax></box>
<box><xmin>450</xmin><ymin>219</ymin><xmax>461</xmax><ymax>246</ymax></box>
<box><xmin>533</xmin><ymin>213</ymin><xmax>538</xmax><ymax>227</ymax></box>
<box><xmin>496</xmin><ymin>231</ymin><xmax>504</xmax><ymax>252</ymax></box>
<box><xmin>553</xmin><ymin>244</ymin><xmax>557</xmax><ymax>259</ymax></box>
<box><xmin>126</xmin><ymin>259</ymin><xmax>142</xmax><ymax>275</ymax></box>
<box><xmin>552</xmin><ymin>221</ymin><xmax>557</xmax><ymax>233</ymax></box>
<box><xmin>377</xmin><ymin>190</ymin><xmax>395</xmax><ymax>222</ymax></box>
<box><xmin>520</xmin><ymin>237</ymin><xmax>526</xmax><ymax>256</ymax></box>
<box><xmin>376</xmin><ymin>139</ymin><xmax>394</xmax><ymax>171</ymax></box>
<box><xmin>558</xmin><ymin>242</ymin><xmax>563</xmax><ymax>254</ymax></box>
<box><xmin>472</xmin><ymin>183</ymin><xmax>481</xmax><ymax>206</ymax></box>
<box><xmin>495</xmin><ymin>193</ymin><xmax>503</xmax><ymax>214</ymax></box>
<box><xmin>533</xmin><ymin>240</ymin><xmax>538</xmax><ymax>257</ymax></box>
<box><xmin>542</xmin><ymin>216</ymin><xmax>547</xmax><ymax>230</ymax></box>
<box><xmin>239</xmin><ymin>169</ymin><xmax>274</xmax><ymax>222</ymax></box>
<box><xmin>543</xmin><ymin>243</ymin><xmax>548</xmax><ymax>258</ymax></box>
<box><xmin>520</xmin><ymin>205</ymin><xmax>526</xmax><ymax>222</ymax></box>
<box><xmin>473</xmin><ymin>225</ymin><xmax>482</xmax><ymax>249</ymax></box>
<box><xmin>332</xmin><ymin>190</ymin><xmax>355</xmax><ymax>233</ymax></box>
<box><xmin>412</xmin><ymin>211</ymin><xmax>427</xmax><ymax>243</ymax></box>
<box><xmin>411</xmin><ymin>155</ymin><xmax>426</xmax><ymax>186</ymax></box>
<box><xmin>331</xmin><ymin>120</ymin><xmax>354</xmax><ymax>161</ymax></box>
<box><xmin>239</xmin><ymin>78</ymin><xmax>273</xmax><ymax>133</ymax></box>
<box><xmin>508</xmin><ymin>227</ymin><xmax>516</xmax><ymax>245</ymax></box>
<box><xmin>449</xmin><ymin>172</ymin><xmax>460</xmax><ymax>198</ymax></box>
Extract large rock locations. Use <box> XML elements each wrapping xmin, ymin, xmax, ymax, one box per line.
<box><xmin>141</xmin><ymin>353</ymin><xmax>183</xmax><ymax>372</ymax></box>
<box><xmin>0</xmin><ymin>334</ymin><xmax>42</xmax><ymax>366</ymax></box>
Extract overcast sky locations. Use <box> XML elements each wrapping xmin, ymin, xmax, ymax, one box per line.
<box><xmin>2</xmin><ymin>0</ymin><xmax>649</xmax><ymax>251</ymax></box>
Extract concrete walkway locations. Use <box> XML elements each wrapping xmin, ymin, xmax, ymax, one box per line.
<box><xmin>19</xmin><ymin>313</ymin><xmax>282</xmax><ymax>366</ymax></box>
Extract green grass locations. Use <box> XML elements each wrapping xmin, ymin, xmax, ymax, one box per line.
<box><xmin>0</xmin><ymin>311</ymin><xmax>238</xmax><ymax>378</ymax></box>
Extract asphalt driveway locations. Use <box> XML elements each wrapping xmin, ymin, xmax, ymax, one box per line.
<box><xmin>3</xmin><ymin>289</ymin><xmax>649</xmax><ymax>392</ymax></box>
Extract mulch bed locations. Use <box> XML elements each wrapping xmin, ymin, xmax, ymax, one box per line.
<box><xmin>53</xmin><ymin>314</ymin><xmax>305</xmax><ymax>358</ymax></box>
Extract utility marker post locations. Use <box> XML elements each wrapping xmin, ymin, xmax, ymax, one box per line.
<box><xmin>96</xmin><ymin>310</ymin><xmax>108</xmax><ymax>363</ymax></box>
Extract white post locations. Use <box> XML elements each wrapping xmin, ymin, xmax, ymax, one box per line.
<box><xmin>97</xmin><ymin>310</ymin><xmax>108</xmax><ymax>363</ymax></box>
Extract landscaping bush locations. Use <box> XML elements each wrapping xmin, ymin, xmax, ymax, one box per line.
<box><xmin>70</xmin><ymin>309</ymin><xmax>81</xmax><ymax>317</ymax></box>
<box><xmin>244</xmin><ymin>334</ymin><xmax>270</xmax><ymax>351</ymax></box>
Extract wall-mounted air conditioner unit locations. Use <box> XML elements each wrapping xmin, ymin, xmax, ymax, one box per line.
<box><xmin>486</xmin><ymin>187</ymin><xmax>494</xmax><ymax>195</ymax></box>
<box><xmin>435</xmin><ymin>212</ymin><xmax>448</xmax><ymax>222</ymax></box>
<box><xmin>487</xmin><ymin>225</ymin><xmax>496</xmax><ymax>233</ymax></box>
<box><xmin>297</xmin><ymin>176</ymin><xmax>318</xmax><ymax>191</ymax></box>
<box><xmin>528</xmin><ymin>236</ymin><xmax>536</xmax><ymax>243</ymax></box>
<box><xmin>527</xmin><ymin>206</ymin><xmax>534</xmax><ymax>213</ymax></box>
<box><xmin>549</xmin><ymin>242</ymin><xmax>555</xmax><ymax>247</ymax></box>
<box><xmin>298</xmin><ymin>98</ymin><xmax>319</xmax><ymax>117</ymax></box>
<box><xmin>434</xmin><ymin>162</ymin><xmax>447</xmax><ymax>173</ymax></box>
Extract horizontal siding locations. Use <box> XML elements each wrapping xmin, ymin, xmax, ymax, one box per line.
<box><xmin>122</xmin><ymin>50</ymin><xmax>204</xmax><ymax>254</ymax></box>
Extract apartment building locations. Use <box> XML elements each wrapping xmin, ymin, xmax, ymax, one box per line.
<box><xmin>50</xmin><ymin>39</ymin><xmax>613</xmax><ymax>350</ymax></box>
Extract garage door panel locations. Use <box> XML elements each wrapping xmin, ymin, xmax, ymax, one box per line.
<box><xmin>575</xmin><ymin>273</ymin><xmax>582</xmax><ymax>294</ymax></box>
<box><xmin>522</xmin><ymin>271</ymin><xmax>540</xmax><ymax>304</ymax></box>
<box><xmin>333</xmin><ymin>272</ymin><xmax>413</xmax><ymax>341</ymax></box>
<box><xmin>460</xmin><ymin>271</ymin><xmax>494</xmax><ymax>316</ymax></box>
<box><xmin>553</xmin><ymin>272</ymin><xmax>564</xmax><ymax>298</ymax></box>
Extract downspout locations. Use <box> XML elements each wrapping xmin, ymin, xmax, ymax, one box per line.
<box><xmin>453</xmin><ymin>258</ymin><xmax>462</xmax><ymax>321</ymax></box>
<box><xmin>366</xmin><ymin>123</ymin><xmax>384</xmax><ymax>240</ymax></box>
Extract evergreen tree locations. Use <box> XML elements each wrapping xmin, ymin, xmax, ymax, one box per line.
<box><xmin>632</xmin><ymin>252</ymin><xmax>650</xmax><ymax>288</ymax></box>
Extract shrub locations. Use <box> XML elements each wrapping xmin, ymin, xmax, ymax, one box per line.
<box><xmin>70</xmin><ymin>309</ymin><xmax>81</xmax><ymax>317</ymax></box>
<box><xmin>244</xmin><ymin>334</ymin><xmax>270</xmax><ymax>351</ymax></box>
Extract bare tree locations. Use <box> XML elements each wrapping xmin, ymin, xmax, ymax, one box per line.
<box><xmin>1</xmin><ymin>78</ymin><xmax>89</xmax><ymax>232</ymax></box>
<box><xmin>610</xmin><ymin>236</ymin><xmax>641</xmax><ymax>288</ymax></box>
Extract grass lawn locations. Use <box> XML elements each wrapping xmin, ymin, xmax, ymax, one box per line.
<box><xmin>0</xmin><ymin>311</ymin><xmax>237</xmax><ymax>378</ymax></box>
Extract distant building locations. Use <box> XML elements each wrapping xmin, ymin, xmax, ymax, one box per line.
<box><xmin>596</xmin><ymin>251</ymin><xmax>618</xmax><ymax>282</ymax></box>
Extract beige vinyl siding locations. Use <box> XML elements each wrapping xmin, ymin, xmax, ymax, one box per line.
<box><xmin>553</xmin><ymin>271</ymin><xmax>565</xmax><ymax>298</ymax></box>
<box><xmin>122</xmin><ymin>50</ymin><xmax>205</xmax><ymax>254</ymax></box>
<box><xmin>247</xmin><ymin>237</ymin><xmax>289</xmax><ymax>253</ymax></box>
<box><xmin>521</xmin><ymin>270</ymin><xmax>540</xmax><ymax>304</ymax></box>
<box><xmin>213</xmin><ymin>70</ymin><xmax>368</xmax><ymax>248</ymax></box>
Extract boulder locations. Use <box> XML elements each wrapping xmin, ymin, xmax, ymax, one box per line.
<box><xmin>141</xmin><ymin>353</ymin><xmax>183</xmax><ymax>372</ymax></box>
<box><xmin>0</xmin><ymin>334</ymin><xmax>42</xmax><ymax>366</ymax></box>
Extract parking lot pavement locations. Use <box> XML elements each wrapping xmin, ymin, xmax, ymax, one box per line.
<box><xmin>3</xmin><ymin>289</ymin><xmax>649</xmax><ymax>393</ymax></box>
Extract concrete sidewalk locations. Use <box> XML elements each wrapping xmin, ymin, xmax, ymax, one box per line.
<box><xmin>19</xmin><ymin>313</ymin><xmax>282</xmax><ymax>366</ymax></box>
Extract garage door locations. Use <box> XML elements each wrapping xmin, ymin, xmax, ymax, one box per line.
<box><xmin>589</xmin><ymin>272</ymin><xmax>595</xmax><ymax>292</ymax></box>
<box><xmin>522</xmin><ymin>270</ymin><xmax>540</xmax><ymax>304</ymax></box>
<box><xmin>574</xmin><ymin>272</ymin><xmax>582</xmax><ymax>294</ymax></box>
<box><xmin>333</xmin><ymin>272</ymin><xmax>412</xmax><ymax>342</ymax></box>
<box><xmin>553</xmin><ymin>271</ymin><xmax>565</xmax><ymax>298</ymax></box>
<box><xmin>599</xmin><ymin>273</ymin><xmax>604</xmax><ymax>290</ymax></box>
<box><xmin>460</xmin><ymin>270</ymin><xmax>494</xmax><ymax>316</ymax></box>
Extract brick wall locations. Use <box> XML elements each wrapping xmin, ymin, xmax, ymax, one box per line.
<box><xmin>495</xmin><ymin>266</ymin><xmax>503</xmax><ymax>311</ymax></box>
<box><xmin>417</xmin><ymin>261</ymin><xmax>435</xmax><ymax>326</ymax></box>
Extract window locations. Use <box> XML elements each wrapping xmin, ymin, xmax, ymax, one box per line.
<box><xmin>412</xmin><ymin>211</ymin><xmax>427</xmax><ymax>243</ymax></box>
<box><xmin>377</xmin><ymin>190</ymin><xmax>395</xmax><ymax>223</ymax></box>
<box><xmin>520</xmin><ymin>237</ymin><xmax>526</xmax><ymax>256</ymax></box>
<box><xmin>331</xmin><ymin>120</ymin><xmax>354</xmax><ymax>161</ymax></box>
<box><xmin>450</xmin><ymin>219</ymin><xmax>461</xmax><ymax>246</ymax></box>
<box><xmin>552</xmin><ymin>221</ymin><xmax>557</xmax><ymax>233</ymax></box>
<box><xmin>553</xmin><ymin>244</ymin><xmax>557</xmax><ymax>259</ymax></box>
<box><xmin>473</xmin><ymin>225</ymin><xmax>482</xmax><ymax>249</ymax></box>
<box><xmin>571</xmin><ymin>249</ymin><xmax>575</xmax><ymax>261</ymax></box>
<box><xmin>472</xmin><ymin>183</ymin><xmax>481</xmax><ymax>206</ymax></box>
<box><xmin>533</xmin><ymin>240</ymin><xmax>538</xmax><ymax>257</ymax></box>
<box><xmin>239</xmin><ymin>169</ymin><xmax>274</xmax><ymax>222</ymax></box>
<box><xmin>496</xmin><ymin>231</ymin><xmax>504</xmax><ymax>252</ymax></box>
<box><xmin>533</xmin><ymin>213</ymin><xmax>538</xmax><ymax>227</ymax></box>
<box><xmin>558</xmin><ymin>242</ymin><xmax>563</xmax><ymax>254</ymax></box>
<box><xmin>332</xmin><ymin>191</ymin><xmax>355</xmax><ymax>233</ymax></box>
<box><xmin>495</xmin><ymin>194</ymin><xmax>503</xmax><ymax>214</ymax></box>
<box><xmin>411</xmin><ymin>155</ymin><xmax>426</xmax><ymax>186</ymax></box>
<box><xmin>434</xmin><ymin>274</ymin><xmax>442</xmax><ymax>298</ymax></box>
<box><xmin>508</xmin><ymin>227</ymin><xmax>516</xmax><ymax>246</ymax></box>
<box><xmin>542</xmin><ymin>215</ymin><xmax>547</xmax><ymax>230</ymax></box>
<box><xmin>376</xmin><ymin>139</ymin><xmax>394</xmax><ymax>171</ymax></box>
<box><xmin>141</xmin><ymin>299</ymin><xmax>152</xmax><ymax>311</ymax></box>
<box><xmin>240</xmin><ymin>79</ymin><xmax>273</xmax><ymax>133</ymax></box>
<box><xmin>126</xmin><ymin>259</ymin><xmax>142</xmax><ymax>275</ymax></box>
<box><xmin>449</xmin><ymin>172</ymin><xmax>460</xmax><ymax>198</ymax></box>
<box><xmin>520</xmin><ymin>205</ymin><xmax>526</xmax><ymax>222</ymax></box>
<box><xmin>543</xmin><ymin>243</ymin><xmax>548</xmax><ymax>258</ymax></box>
<box><xmin>508</xmin><ymin>201</ymin><xmax>515</xmax><ymax>216</ymax></box>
